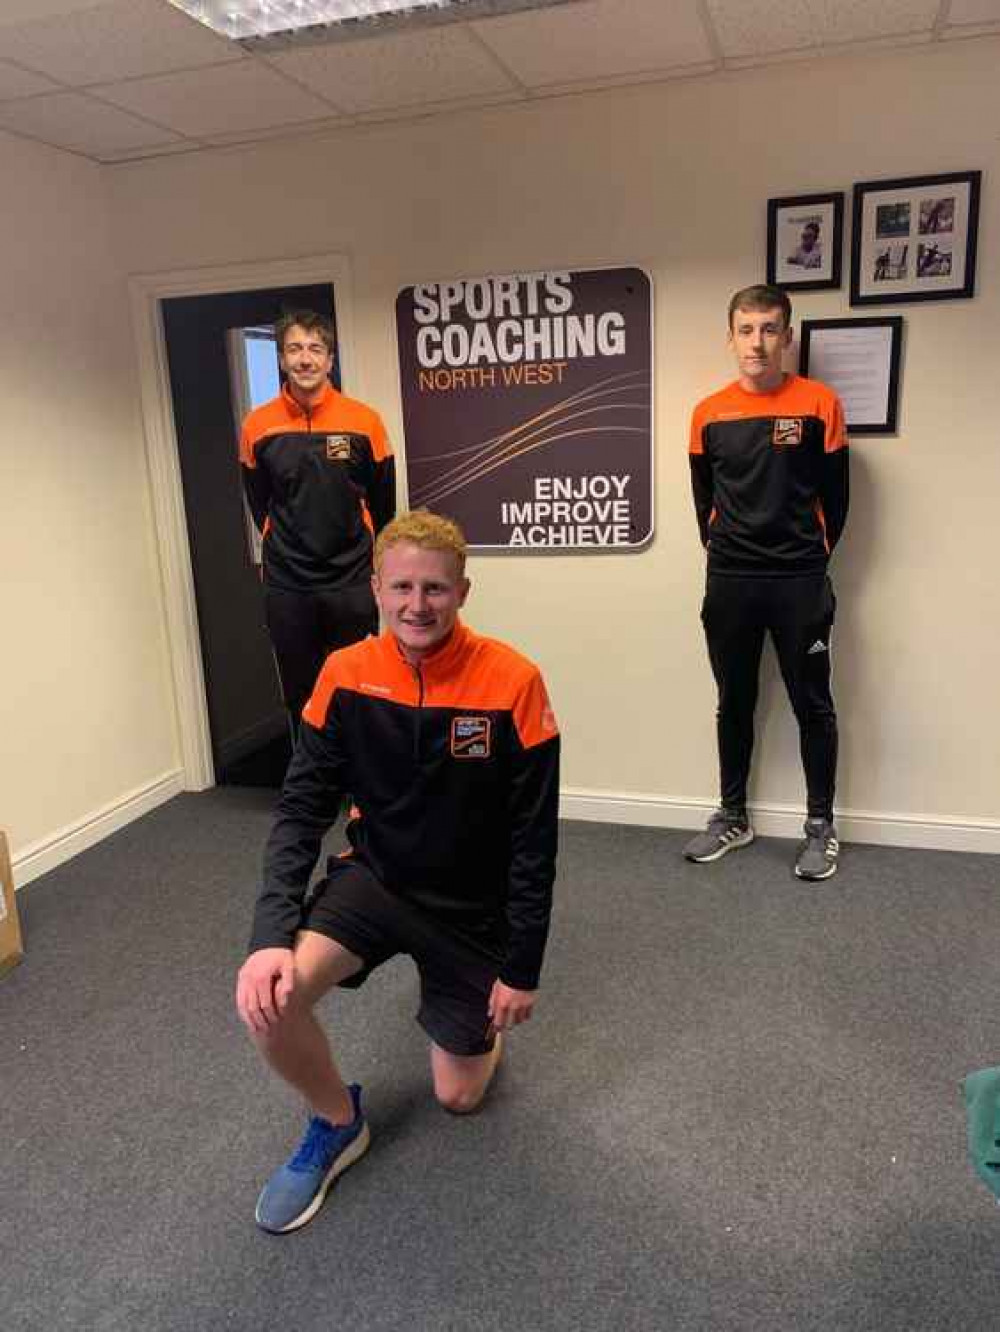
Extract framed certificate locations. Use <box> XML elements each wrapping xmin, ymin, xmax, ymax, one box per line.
<box><xmin>800</xmin><ymin>317</ymin><xmax>903</xmax><ymax>435</ymax></box>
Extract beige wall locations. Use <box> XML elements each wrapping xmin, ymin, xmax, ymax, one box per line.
<box><xmin>1</xmin><ymin>133</ymin><xmax>179</xmax><ymax>876</ymax></box>
<box><xmin>109</xmin><ymin>37</ymin><xmax>1000</xmax><ymax>845</ymax></box>
<box><xmin>9</xmin><ymin>35</ymin><xmax>997</xmax><ymax>872</ymax></box>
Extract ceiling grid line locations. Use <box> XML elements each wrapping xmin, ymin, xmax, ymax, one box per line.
<box><xmin>695</xmin><ymin>0</ymin><xmax>727</xmax><ymax>70</ymax></box>
<box><xmin>932</xmin><ymin>0</ymin><xmax>954</xmax><ymax>36</ymax></box>
<box><xmin>461</xmin><ymin>23</ymin><xmax>532</xmax><ymax>98</ymax></box>
<box><xmin>60</xmin><ymin>57</ymin><xmax>251</xmax><ymax>95</ymax></box>
<box><xmin>253</xmin><ymin>48</ymin><xmax>352</xmax><ymax>116</ymax></box>
<box><xmin>76</xmin><ymin>84</ymin><xmax>210</xmax><ymax>142</ymax></box>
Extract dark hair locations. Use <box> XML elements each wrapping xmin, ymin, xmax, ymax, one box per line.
<box><xmin>727</xmin><ymin>284</ymin><xmax>792</xmax><ymax>330</ymax></box>
<box><xmin>275</xmin><ymin>308</ymin><xmax>335</xmax><ymax>353</ymax></box>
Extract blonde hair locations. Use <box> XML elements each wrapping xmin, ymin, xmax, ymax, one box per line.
<box><xmin>374</xmin><ymin>509</ymin><xmax>467</xmax><ymax>577</ymax></box>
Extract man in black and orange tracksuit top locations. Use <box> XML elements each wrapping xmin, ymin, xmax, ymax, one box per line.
<box><xmin>685</xmin><ymin>284</ymin><xmax>849</xmax><ymax>881</ymax></box>
<box><xmin>239</xmin><ymin>309</ymin><xmax>395</xmax><ymax>734</ymax></box>
<box><xmin>236</xmin><ymin>510</ymin><xmax>560</xmax><ymax>1235</ymax></box>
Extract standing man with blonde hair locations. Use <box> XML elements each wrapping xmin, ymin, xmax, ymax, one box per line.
<box><xmin>236</xmin><ymin>510</ymin><xmax>560</xmax><ymax>1234</ymax></box>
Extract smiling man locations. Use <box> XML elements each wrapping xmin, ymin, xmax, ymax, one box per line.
<box><xmin>236</xmin><ymin>509</ymin><xmax>560</xmax><ymax>1234</ymax></box>
<box><xmin>685</xmin><ymin>284</ymin><xmax>849</xmax><ymax>881</ymax></box>
<box><xmin>239</xmin><ymin>309</ymin><xmax>395</xmax><ymax>735</ymax></box>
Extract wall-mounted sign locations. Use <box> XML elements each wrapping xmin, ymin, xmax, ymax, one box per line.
<box><xmin>395</xmin><ymin>266</ymin><xmax>653</xmax><ymax>551</ymax></box>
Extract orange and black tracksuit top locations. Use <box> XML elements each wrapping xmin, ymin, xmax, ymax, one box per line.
<box><xmin>249</xmin><ymin>621</ymin><xmax>561</xmax><ymax>991</ymax></box>
<box><xmin>689</xmin><ymin>374</ymin><xmax>848</xmax><ymax>576</ymax></box>
<box><xmin>239</xmin><ymin>381</ymin><xmax>395</xmax><ymax>592</ymax></box>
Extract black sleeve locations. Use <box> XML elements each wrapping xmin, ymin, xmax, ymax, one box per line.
<box><xmin>367</xmin><ymin>455</ymin><xmax>396</xmax><ymax>535</ymax></box>
<box><xmin>247</xmin><ymin>714</ymin><xmax>350</xmax><ymax>953</ymax></box>
<box><xmin>820</xmin><ymin>446</ymin><xmax>849</xmax><ymax>550</ymax></box>
<box><xmin>241</xmin><ymin>462</ymin><xmax>271</xmax><ymax>533</ymax></box>
<box><xmin>690</xmin><ymin>452</ymin><xmax>715</xmax><ymax>548</ymax></box>
<box><xmin>501</xmin><ymin>733</ymin><xmax>560</xmax><ymax>991</ymax></box>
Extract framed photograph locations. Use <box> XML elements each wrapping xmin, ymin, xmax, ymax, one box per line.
<box><xmin>800</xmin><ymin>316</ymin><xmax>903</xmax><ymax>435</ymax></box>
<box><xmin>767</xmin><ymin>192</ymin><xmax>844</xmax><ymax>291</ymax></box>
<box><xmin>850</xmin><ymin>171</ymin><xmax>981</xmax><ymax>305</ymax></box>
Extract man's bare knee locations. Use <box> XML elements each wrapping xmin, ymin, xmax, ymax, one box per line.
<box><xmin>430</xmin><ymin>1039</ymin><xmax>500</xmax><ymax>1115</ymax></box>
<box><xmin>248</xmin><ymin>994</ymin><xmax>311</xmax><ymax>1052</ymax></box>
<box><xmin>435</xmin><ymin>1083</ymin><xmax>487</xmax><ymax>1116</ymax></box>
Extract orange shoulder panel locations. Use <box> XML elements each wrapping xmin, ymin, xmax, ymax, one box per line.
<box><xmin>367</xmin><ymin>410</ymin><xmax>392</xmax><ymax>462</ymax></box>
<box><xmin>474</xmin><ymin>641</ymin><xmax>559</xmax><ymax>749</ymax></box>
<box><xmin>512</xmin><ymin>668</ymin><xmax>560</xmax><ymax>750</ymax></box>
<box><xmin>302</xmin><ymin>655</ymin><xmax>340</xmax><ymax>729</ymax></box>
<box><xmin>303</xmin><ymin>635</ymin><xmax>411</xmax><ymax>728</ymax></box>
<box><xmin>689</xmin><ymin>401</ymin><xmax>708</xmax><ymax>456</ymax></box>
<box><xmin>689</xmin><ymin>383</ymin><xmax>747</xmax><ymax>453</ymax></box>
<box><xmin>239</xmin><ymin>396</ymin><xmax>295</xmax><ymax>468</ymax></box>
<box><xmin>821</xmin><ymin>385</ymin><xmax>847</xmax><ymax>453</ymax></box>
<box><xmin>783</xmin><ymin>376</ymin><xmax>847</xmax><ymax>453</ymax></box>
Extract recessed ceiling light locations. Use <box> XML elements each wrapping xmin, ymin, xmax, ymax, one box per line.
<box><xmin>169</xmin><ymin>0</ymin><xmax>584</xmax><ymax>49</ymax></box>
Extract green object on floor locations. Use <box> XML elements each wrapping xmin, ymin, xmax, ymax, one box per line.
<box><xmin>964</xmin><ymin>1066</ymin><xmax>1000</xmax><ymax>1200</ymax></box>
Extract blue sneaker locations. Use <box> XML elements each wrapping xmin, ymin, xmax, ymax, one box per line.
<box><xmin>255</xmin><ymin>1084</ymin><xmax>370</xmax><ymax>1234</ymax></box>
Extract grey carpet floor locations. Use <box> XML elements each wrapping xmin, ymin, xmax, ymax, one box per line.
<box><xmin>2</xmin><ymin>789</ymin><xmax>1000</xmax><ymax>1331</ymax></box>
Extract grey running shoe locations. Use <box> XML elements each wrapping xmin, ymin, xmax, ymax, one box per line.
<box><xmin>794</xmin><ymin>819</ymin><xmax>839</xmax><ymax>880</ymax></box>
<box><xmin>683</xmin><ymin>810</ymin><xmax>754</xmax><ymax>862</ymax></box>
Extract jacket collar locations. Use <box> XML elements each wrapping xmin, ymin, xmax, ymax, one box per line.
<box><xmin>386</xmin><ymin>619</ymin><xmax>473</xmax><ymax>680</ymax></box>
<box><xmin>281</xmin><ymin>380</ymin><xmax>335</xmax><ymax>418</ymax></box>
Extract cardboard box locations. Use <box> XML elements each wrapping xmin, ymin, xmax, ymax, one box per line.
<box><xmin>0</xmin><ymin>830</ymin><xmax>24</xmax><ymax>978</ymax></box>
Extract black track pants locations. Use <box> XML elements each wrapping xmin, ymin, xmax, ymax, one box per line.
<box><xmin>264</xmin><ymin>582</ymin><xmax>378</xmax><ymax>733</ymax></box>
<box><xmin>701</xmin><ymin>573</ymin><xmax>838</xmax><ymax>821</ymax></box>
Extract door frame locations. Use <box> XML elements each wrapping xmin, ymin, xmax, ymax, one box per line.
<box><xmin>129</xmin><ymin>253</ymin><xmax>357</xmax><ymax>790</ymax></box>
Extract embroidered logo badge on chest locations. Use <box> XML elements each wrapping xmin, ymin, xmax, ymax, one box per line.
<box><xmin>325</xmin><ymin>434</ymin><xmax>352</xmax><ymax>461</ymax></box>
<box><xmin>773</xmin><ymin>418</ymin><xmax>804</xmax><ymax>448</ymax></box>
<box><xmin>451</xmin><ymin>716</ymin><xmax>492</xmax><ymax>759</ymax></box>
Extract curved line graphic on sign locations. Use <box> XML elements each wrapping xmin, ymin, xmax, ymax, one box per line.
<box><xmin>412</xmin><ymin>400</ymin><xmax>649</xmax><ymax>500</ymax></box>
<box><xmin>412</xmin><ymin>422</ymin><xmax>649</xmax><ymax>507</ymax></box>
<box><xmin>409</xmin><ymin>371</ymin><xmax>651</xmax><ymax>508</ymax></box>
<box><xmin>409</xmin><ymin>368</ymin><xmax>650</xmax><ymax>471</ymax></box>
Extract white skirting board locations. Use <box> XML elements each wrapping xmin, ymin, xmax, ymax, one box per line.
<box><xmin>9</xmin><ymin>774</ymin><xmax>997</xmax><ymax>890</ymax></box>
<box><xmin>560</xmin><ymin>788</ymin><xmax>1000</xmax><ymax>855</ymax></box>
<box><xmin>11</xmin><ymin>771</ymin><xmax>185</xmax><ymax>889</ymax></box>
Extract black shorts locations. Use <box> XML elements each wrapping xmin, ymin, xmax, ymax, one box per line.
<box><xmin>300</xmin><ymin>858</ymin><xmax>502</xmax><ymax>1057</ymax></box>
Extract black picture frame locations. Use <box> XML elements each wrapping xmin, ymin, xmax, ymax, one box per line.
<box><xmin>850</xmin><ymin>170</ymin><xmax>981</xmax><ymax>305</ymax></box>
<box><xmin>766</xmin><ymin>192</ymin><xmax>844</xmax><ymax>291</ymax></box>
<box><xmin>800</xmin><ymin>316</ymin><xmax>903</xmax><ymax>435</ymax></box>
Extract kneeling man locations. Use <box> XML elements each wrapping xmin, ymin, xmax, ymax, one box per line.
<box><xmin>236</xmin><ymin>509</ymin><xmax>560</xmax><ymax>1233</ymax></box>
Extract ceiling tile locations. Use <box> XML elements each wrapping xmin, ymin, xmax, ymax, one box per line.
<box><xmin>471</xmin><ymin>0</ymin><xmax>714</xmax><ymax>86</ymax></box>
<box><xmin>726</xmin><ymin>29</ymin><xmax>930</xmax><ymax>69</ymax></box>
<box><xmin>0</xmin><ymin>2</ymin><xmax>111</xmax><ymax>25</ymax></box>
<box><xmin>95</xmin><ymin>60</ymin><xmax>338</xmax><ymax>137</ymax></box>
<box><xmin>946</xmin><ymin>0</ymin><xmax>1000</xmax><ymax>22</ymax></box>
<box><xmin>0</xmin><ymin>0</ymin><xmax>242</xmax><ymax>85</ymax></box>
<box><xmin>0</xmin><ymin>89</ymin><xmax>183</xmax><ymax>156</ymax></box>
<box><xmin>707</xmin><ymin>0</ymin><xmax>939</xmax><ymax>58</ymax></box>
<box><xmin>266</xmin><ymin>25</ymin><xmax>517</xmax><ymax>114</ymax></box>
<box><xmin>0</xmin><ymin>60</ymin><xmax>62</xmax><ymax>99</ymax></box>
